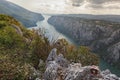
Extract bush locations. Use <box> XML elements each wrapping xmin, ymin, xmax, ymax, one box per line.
<box><xmin>31</xmin><ymin>31</ymin><xmax>51</xmax><ymax>68</ymax></box>
<box><xmin>0</xmin><ymin>46</ymin><xmax>33</xmax><ymax>80</ymax></box>
<box><xmin>0</xmin><ymin>26</ymin><xmax>24</xmax><ymax>49</ymax></box>
<box><xmin>0</xmin><ymin>14</ymin><xmax>33</xmax><ymax>79</ymax></box>
<box><xmin>53</xmin><ymin>38</ymin><xmax>99</xmax><ymax>66</ymax></box>
<box><xmin>65</xmin><ymin>46</ymin><xmax>99</xmax><ymax>66</ymax></box>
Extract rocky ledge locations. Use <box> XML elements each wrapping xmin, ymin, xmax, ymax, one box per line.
<box><xmin>43</xmin><ymin>48</ymin><xmax>120</xmax><ymax>80</ymax></box>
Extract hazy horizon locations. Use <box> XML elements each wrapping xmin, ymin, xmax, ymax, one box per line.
<box><xmin>6</xmin><ymin>0</ymin><xmax>120</xmax><ymax>15</ymax></box>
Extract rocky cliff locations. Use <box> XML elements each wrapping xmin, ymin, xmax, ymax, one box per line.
<box><xmin>48</xmin><ymin>15</ymin><xmax>120</xmax><ymax>67</ymax></box>
<box><xmin>44</xmin><ymin>48</ymin><xmax>120</xmax><ymax>80</ymax></box>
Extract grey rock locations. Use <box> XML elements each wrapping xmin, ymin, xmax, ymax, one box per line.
<box><xmin>101</xmin><ymin>69</ymin><xmax>111</xmax><ymax>76</ymax></box>
<box><xmin>12</xmin><ymin>24</ymin><xmax>23</xmax><ymax>36</ymax></box>
<box><xmin>44</xmin><ymin>48</ymin><xmax>69</xmax><ymax>80</ymax></box>
<box><xmin>103</xmin><ymin>74</ymin><xmax>119</xmax><ymax>80</ymax></box>
<box><xmin>55</xmin><ymin>54</ymin><xmax>69</xmax><ymax>68</ymax></box>
<box><xmin>44</xmin><ymin>49</ymin><xmax>120</xmax><ymax>80</ymax></box>
<box><xmin>44</xmin><ymin>61</ymin><xmax>61</xmax><ymax>80</ymax></box>
<box><xmin>107</xmin><ymin>42</ymin><xmax>120</xmax><ymax>63</ymax></box>
<box><xmin>46</xmin><ymin>48</ymin><xmax>57</xmax><ymax>64</ymax></box>
<box><xmin>35</xmin><ymin>78</ymin><xmax>41</xmax><ymax>80</ymax></box>
<box><xmin>63</xmin><ymin>64</ymin><xmax>101</xmax><ymax>80</ymax></box>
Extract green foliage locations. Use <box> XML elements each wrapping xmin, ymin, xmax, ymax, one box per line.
<box><xmin>0</xmin><ymin>14</ymin><xmax>36</xmax><ymax>79</ymax></box>
<box><xmin>0</xmin><ymin>26</ymin><xmax>24</xmax><ymax>49</ymax></box>
<box><xmin>53</xmin><ymin>38</ymin><xmax>69</xmax><ymax>54</ymax></box>
<box><xmin>0</xmin><ymin>47</ymin><xmax>32</xmax><ymax>80</ymax></box>
<box><xmin>0</xmin><ymin>14</ymin><xmax>51</xmax><ymax>79</ymax></box>
<box><xmin>53</xmin><ymin>38</ymin><xmax>99</xmax><ymax>66</ymax></box>
<box><xmin>31</xmin><ymin>32</ymin><xmax>51</xmax><ymax>68</ymax></box>
<box><xmin>65</xmin><ymin>46</ymin><xmax>99</xmax><ymax>66</ymax></box>
<box><xmin>0</xmin><ymin>14</ymin><xmax>22</xmax><ymax>27</ymax></box>
<box><xmin>0</xmin><ymin>21</ymin><xmax>8</xmax><ymax>28</ymax></box>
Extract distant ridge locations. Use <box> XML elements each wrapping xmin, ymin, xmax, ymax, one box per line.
<box><xmin>0</xmin><ymin>0</ymin><xmax>44</xmax><ymax>27</ymax></box>
<box><xmin>62</xmin><ymin>14</ymin><xmax>120</xmax><ymax>23</ymax></box>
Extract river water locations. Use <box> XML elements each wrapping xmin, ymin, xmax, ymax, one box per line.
<box><xmin>29</xmin><ymin>14</ymin><xmax>77</xmax><ymax>45</ymax></box>
<box><xmin>30</xmin><ymin>14</ymin><xmax>120</xmax><ymax>76</ymax></box>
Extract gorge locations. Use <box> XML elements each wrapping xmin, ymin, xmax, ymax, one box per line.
<box><xmin>40</xmin><ymin>14</ymin><xmax>120</xmax><ymax>76</ymax></box>
<box><xmin>0</xmin><ymin>0</ymin><xmax>120</xmax><ymax>78</ymax></box>
<box><xmin>30</xmin><ymin>14</ymin><xmax>120</xmax><ymax>76</ymax></box>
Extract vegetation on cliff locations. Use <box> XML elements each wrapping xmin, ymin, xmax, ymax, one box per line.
<box><xmin>0</xmin><ymin>14</ymin><xmax>99</xmax><ymax>79</ymax></box>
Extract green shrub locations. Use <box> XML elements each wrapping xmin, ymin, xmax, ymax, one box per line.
<box><xmin>0</xmin><ymin>14</ymin><xmax>33</xmax><ymax>79</ymax></box>
<box><xmin>65</xmin><ymin>46</ymin><xmax>99</xmax><ymax>66</ymax></box>
<box><xmin>53</xmin><ymin>39</ymin><xmax>99</xmax><ymax>66</ymax></box>
<box><xmin>0</xmin><ymin>26</ymin><xmax>24</xmax><ymax>49</ymax></box>
<box><xmin>31</xmin><ymin>32</ymin><xmax>51</xmax><ymax>68</ymax></box>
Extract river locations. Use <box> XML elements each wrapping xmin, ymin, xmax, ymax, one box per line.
<box><xmin>29</xmin><ymin>14</ymin><xmax>120</xmax><ymax>76</ymax></box>
<box><xmin>29</xmin><ymin>14</ymin><xmax>77</xmax><ymax>45</ymax></box>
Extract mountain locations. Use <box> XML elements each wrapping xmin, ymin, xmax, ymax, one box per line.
<box><xmin>0</xmin><ymin>0</ymin><xmax>44</xmax><ymax>27</ymax></box>
<box><xmin>55</xmin><ymin>14</ymin><xmax>120</xmax><ymax>23</ymax></box>
<box><xmin>48</xmin><ymin>15</ymin><xmax>120</xmax><ymax>69</ymax></box>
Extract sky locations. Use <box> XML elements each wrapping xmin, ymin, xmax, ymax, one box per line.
<box><xmin>6</xmin><ymin>0</ymin><xmax>120</xmax><ymax>15</ymax></box>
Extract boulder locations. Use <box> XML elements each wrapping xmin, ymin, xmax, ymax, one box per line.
<box><xmin>46</xmin><ymin>48</ymin><xmax>57</xmax><ymax>65</ymax></box>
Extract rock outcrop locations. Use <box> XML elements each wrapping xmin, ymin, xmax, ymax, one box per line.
<box><xmin>12</xmin><ymin>24</ymin><xmax>23</xmax><ymax>36</ymax></box>
<box><xmin>48</xmin><ymin>16</ymin><xmax>120</xmax><ymax>66</ymax></box>
<box><xmin>44</xmin><ymin>48</ymin><xmax>120</xmax><ymax>80</ymax></box>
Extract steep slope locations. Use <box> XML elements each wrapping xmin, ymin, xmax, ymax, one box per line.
<box><xmin>0</xmin><ymin>14</ymin><xmax>100</xmax><ymax>79</ymax></box>
<box><xmin>0</xmin><ymin>0</ymin><xmax>44</xmax><ymax>27</ymax></box>
<box><xmin>0</xmin><ymin>14</ymin><xmax>48</xmax><ymax>79</ymax></box>
<box><xmin>48</xmin><ymin>15</ymin><xmax>120</xmax><ymax>68</ymax></box>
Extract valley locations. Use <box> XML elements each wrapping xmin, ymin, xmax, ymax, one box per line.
<box><xmin>47</xmin><ymin>14</ymin><xmax>120</xmax><ymax>76</ymax></box>
<box><xmin>0</xmin><ymin>0</ymin><xmax>120</xmax><ymax>78</ymax></box>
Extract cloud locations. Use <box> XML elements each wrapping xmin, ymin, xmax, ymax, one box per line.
<box><xmin>6</xmin><ymin>0</ymin><xmax>120</xmax><ymax>15</ymax></box>
<box><xmin>69</xmin><ymin>0</ymin><xmax>120</xmax><ymax>4</ymax></box>
<box><xmin>68</xmin><ymin>0</ymin><xmax>120</xmax><ymax>9</ymax></box>
<box><xmin>89</xmin><ymin>0</ymin><xmax>120</xmax><ymax>4</ymax></box>
<box><xmin>88</xmin><ymin>0</ymin><xmax>120</xmax><ymax>9</ymax></box>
